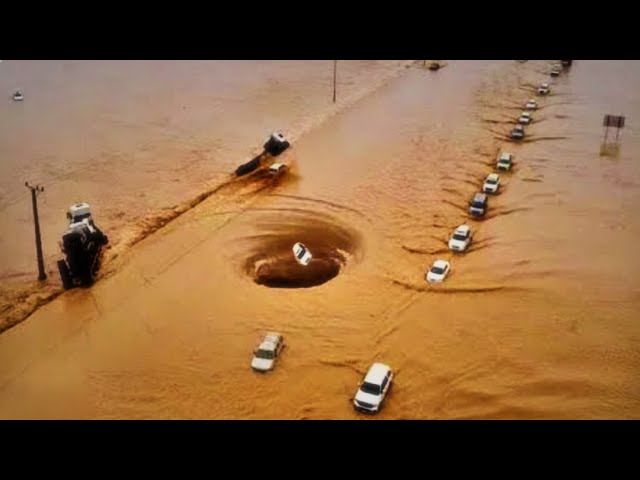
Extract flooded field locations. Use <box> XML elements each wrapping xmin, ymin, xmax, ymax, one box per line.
<box><xmin>0</xmin><ymin>60</ymin><xmax>639</xmax><ymax>419</ymax></box>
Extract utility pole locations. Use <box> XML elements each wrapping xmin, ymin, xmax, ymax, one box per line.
<box><xmin>333</xmin><ymin>60</ymin><xmax>337</xmax><ymax>103</ymax></box>
<box><xmin>25</xmin><ymin>181</ymin><xmax>46</xmax><ymax>281</ymax></box>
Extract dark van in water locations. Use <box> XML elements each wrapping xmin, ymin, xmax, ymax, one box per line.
<box><xmin>469</xmin><ymin>192</ymin><xmax>488</xmax><ymax>218</ymax></box>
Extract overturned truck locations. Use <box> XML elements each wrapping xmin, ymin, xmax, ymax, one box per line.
<box><xmin>235</xmin><ymin>132</ymin><xmax>290</xmax><ymax>176</ymax></box>
<box><xmin>57</xmin><ymin>203</ymin><xmax>109</xmax><ymax>289</ymax></box>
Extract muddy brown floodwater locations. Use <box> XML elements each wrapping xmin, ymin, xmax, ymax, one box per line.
<box><xmin>0</xmin><ymin>60</ymin><xmax>639</xmax><ymax>419</ymax></box>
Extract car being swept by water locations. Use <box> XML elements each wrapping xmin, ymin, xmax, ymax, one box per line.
<box><xmin>353</xmin><ymin>362</ymin><xmax>394</xmax><ymax>414</ymax></box>
<box><xmin>251</xmin><ymin>332</ymin><xmax>285</xmax><ymax>372</ymax></box>
<box><xmin>525</xmin><ymin>99</ymin><xmax>538</xmax><ymax>110</ymax></box>
<box><xmin>292</xmin><ymin>242</ymin><xmax>312</xmax><ymax>266</ymax></box>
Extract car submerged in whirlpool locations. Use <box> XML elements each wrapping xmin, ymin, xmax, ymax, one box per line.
<box><xmin>292</xmin><ymin>242</ymin><xmax>312</xmax><ymax>266</ymax></box>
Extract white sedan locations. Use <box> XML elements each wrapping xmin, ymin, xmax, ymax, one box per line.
<box><xmin>426</xmin><ymin>259</ymin><xmax>451</xmax><ymax>283</ymax></box>
<box><xmin>448</xmin><ymin>225</ymin><xmax>472</xmax><ymax>252</ymax></box>
<box><xmin>525</xmin><ymin>99</ymin><xmax>538</xmax><ymax>110</ymax></box>
<box><xmin>292</xmin><ymin>242</ymin><xmax>312</xmax><ymax>266</ymax></box>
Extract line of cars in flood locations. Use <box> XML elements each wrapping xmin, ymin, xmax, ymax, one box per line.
<box><xmin>250</xmin><ymin>61</ymin><xmax>570</xmax><ymax>416</ymax></box>
<box><xmin>425</xmin><ymin>60</ymin><xmax>566</xmax><ymax>285</ymax></box>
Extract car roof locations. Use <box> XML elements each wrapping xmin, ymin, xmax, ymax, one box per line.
<box><xmin>364</xmin><ymin>363</ymin><xmax>391</xmax><ymax>385</ymax></box>
<box><xmin>433</xmin><ymin>259</ymin><xmax>450</xmax><ymax>269</ymax></box>
<box><xmin>499</xmin><ymin>152</ymin><xmax>512</xmax><ymax>160</ymax></box>
<box><xmin>455</xmin><ymin>224</ymin><xmax>470</xmax><ymax>234</ymax></box>
<box><xmin>473</xmin><ymin>192</ymin><xmax>487</xmax><ymax>202</ymax></box>
<box><xmin>269</xmin><ymin>163</ymin><xmax>284</xmax><ymax>169</ymax></box>
<box><xmin>486</xmin><ymin>173</ymin><xmax>499</xmax><ymax>180</ymax></box>
<box><xmin>258</xmin><ymin>341</ymin><xmax>277</xmax><ymax>351</ymax></box>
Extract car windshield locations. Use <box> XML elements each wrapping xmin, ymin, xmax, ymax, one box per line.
<box><xmin>486</xmin><ymin>178</ymin><xmax>497</xmax><ymax>184</ymax></box>
<box><xmin>452</xmin><ymin>233</ymin><xmax>467</xmax><ymax>241</ymax></box>
<box><xmin>255</xmin><ymin>349</ymin><xmax>274</xmax><ymax>360</ymax></box>
<box><xmin>360</xmin><ymin>382</ymin><xmax>381</xmax><ymax>395</ymax></box>
<box><xmin>296</xmin><ymin>248</ymin><xmax>307</xmax><ymax>260</ymax></box>
<box><xmin>431</xmin><ymin>266</ymin><xmax>445</xmax><ymax>275</ymax></box>
<box><xmin>472</xmin><ymin>201</ymin><xmax>485</xmax><ymax>208</ymax></box>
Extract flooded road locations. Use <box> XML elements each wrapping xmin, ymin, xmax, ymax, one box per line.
<box><xmin>1</xmin><ymin>60</ymin><xmax>639</xmax><ymax>418</ymax></box>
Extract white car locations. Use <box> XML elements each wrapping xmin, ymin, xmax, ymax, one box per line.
<box><xmin>537</xmin><ymin>83</ymin><xmax>550</xmax><ymax>95</ymax></box>
<box><xmin>426</xmin><ymin>259</ymin><xmax>451</xmax><ymax>283</ymax></box>
<box><xmin>251</xmin><ymin>332</ymin><xmax>285</xmax><ymax>372</ymax></box>
<box><xmin>550</xmin><ymin>64</ymin><xmax>562</xmax><ymax>77</ymax></box>
<box><xmin>268</xmin><ymin>162</ymin><xmax>286</xmax><ymax>175</ymax></box>
<box><xmin>448</xmin><ymin>225</ymin><xmax>472</xmax><ymax>252</ymax></box>
<box><xmin>13</xmin><ymin>90</ymin><xmax>24</xmax><ymax>101</ymax></box>
<box><xmin>518</xmin><ymin>111</ymin><xmax>532</xmax><ymax>125</ymax></box>
<box><xmin>483</xmin><ymin>173</ymin><xmax>500</xmax><ymax>193</ymax></box>
<box><xmin>525</xmin><ymin>99</ymin><xmax>538</xmax><ymax>110</ymax></box>
<box><xmin>353</xmin><ymin>363</ymin><xmax>393</xmax><ymax>413</ymax></box>
<box><xmin>292</xmin><ymin>242</ymin><xmax>312</xmax><ymax>266</ymax></box>
<box><xmin>496</xmin><ymin>152</ymin><xmax>513</xmax><ymax>171</ymax></box>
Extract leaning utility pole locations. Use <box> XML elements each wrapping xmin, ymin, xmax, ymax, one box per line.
<box><xmin>25</xmin><ymin>181</ymin><xmax>46</xmax><ymax>281</ymax></box>
<box><xmin>333</xmin><ymin>60</ymin><xmax>337</xmax><ymax>103</ymax></box>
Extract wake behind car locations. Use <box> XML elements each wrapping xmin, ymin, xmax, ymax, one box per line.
<box><xmin>251</xmin><ymin>332</ymin><xmax>285</xmax><ymax>372</ymax></box>
<box><xmin>426</xmin><ymin>259</ymin><xmax>451</xmax><ymax>283</ymax></box>
<box><xmin>448</xmin><ymin>225</ymin><xmax>472</xmax><ymax>252</ymax></box>
<box><xmin>353</xmin><ymin>363</ymin><xmax>393</xmax><ymax>414</ymax></box>
<box><xmin>483</xmin><ymin>173</ymin><xmax>500</xmax><ymax>193</ymax></box>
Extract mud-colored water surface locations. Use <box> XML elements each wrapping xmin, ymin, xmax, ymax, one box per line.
<box><xmin>0</xmin><ymin>60</ymin><xmax>639</xmax><ymax>419</ymax></box>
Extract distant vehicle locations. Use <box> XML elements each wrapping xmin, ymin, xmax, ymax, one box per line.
<box><xmin>353</xmin><ymin>363</ymin><xmax>394</xmax><ymax>414</ymax></box>
<box><xmin>428</xmin><ymin>62</ymin><xmax>441</xmax><ymax>71</ymax></box>
<box><xmin>510</xmin><ymin>124</ymin><xmax>525</xmax><ymax>140</ymax></box>
<box><xmin>448</xmin><ymin>225</ymin><xmax>473</xmax><ymax>252</ymax></box>
<box><xmin>550</xmin><ymin>64</ymin><xmax>562</xmax><ymax>77</ymax></box>
<box><xmin>518</xmin><ymin>112</ymin><xmax>532</xmax><ymax>125</ymax></box>
<box><xmin>426</xmin><ymin>259</ymin><xmax>451</xmax><ymax>283</ymax></box>
<box><xmin>469</xmin><ymin>192</ymin><xmax>488</xmax><ymax>217</ymax></box>
<box><xmin>251</xmin><ymin>332</ymin><xmax>285</xmax><ymax>372</ymax></box>
<box><xmin>537</xmin><ymin>83</ymin><xmax>550</xmax><ymax>95</ymax></box>
<box><xmin>561</xmin><ymin>60</ymin><xmax>572</xmax><ymax>66</ymax></box>
<box><xmin>292</xmin><ymin>242</ymin><xmax>312</xmax><ymax>266</ymax></box>
<box><xmin>496</xmin><ymin>152</ymin><xmax>513</xmax><ymax>171</ymax></box>
<box><xmin>525</xmin><ymin>99</ymin><xmax>538</xmax><ymax>110</ymax></box>
<box><xmin>483</xmin><ymin>172</ymin><xmax>501</xmax><ymax>194</ymax></box>
<box><xmin>13</xmin><ymin>89</ymin><xmax>23</xmax><ymax>101</ymax></box>
<box><xmin>268</xmin><ymin>162</ymin><xmax>286</xmax><ymax>175</ymax></box>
